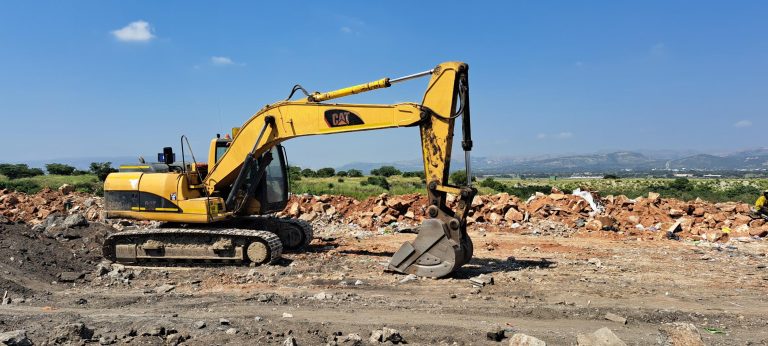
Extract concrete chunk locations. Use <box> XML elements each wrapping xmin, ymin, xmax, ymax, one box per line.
<box><xmin>577</xmin><ymin>327</ymin><xmax>626</xmax><ymax>346</ymax></box>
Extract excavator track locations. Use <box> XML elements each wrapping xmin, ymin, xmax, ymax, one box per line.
<box><xmin>225</xmin><ymin>216</ymin><xmax>313</xmax><ymax>253</ymax></box>
<box><xmin>103</xmin><ymin>228</ymin><xmax>282</xmax><ymax>265</ymax></box>
<box><xmin>170</xmin><ymin>216</ymin><xmax>314</xmax><ymax>253</ymax></box>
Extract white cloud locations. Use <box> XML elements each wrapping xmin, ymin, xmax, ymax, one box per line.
<box><xmin>336</xmin><ymin>14</ymin><xmax>364</xmax><ymax>35</ymax></box>
<box><xmin>112</xmin><ymin>20</ymin><xmax>155</xmax><ymax>42</ymax></box>
<box><xmin>537</xmin><ymin>132</ymin><xmax>573</xmax><ymax>140</ymax></box>
<box><xmin>734</xmin><ymin>120</ymin><xmax>752</xmax><ymax>128</ymax></box>
<box><xmin>211</xmin><ymin>56</ymin><xmax>235</xmax><ymax>66</ymax></box>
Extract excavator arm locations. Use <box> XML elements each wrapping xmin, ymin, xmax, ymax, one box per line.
<box><xmin>209</xmin><ymin>62</ymin><xmax>476</xmax><ymax>277</ymax></box>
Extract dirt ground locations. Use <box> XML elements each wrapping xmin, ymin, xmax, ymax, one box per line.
<box><xmin>1</xmin><ymin>219</ymin><xmax>767</xmax><ymax>345</ymax></box>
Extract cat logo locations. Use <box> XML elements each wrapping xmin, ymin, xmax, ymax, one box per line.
<box><xmin>332</xmin><ymin>111</ymin><xmax>351</xmax><ymax>126</ymax></box>
<box><xmin>324</xmin><ymin>109</ymin><xmax>364</xmax><ymax>127</ymax></box>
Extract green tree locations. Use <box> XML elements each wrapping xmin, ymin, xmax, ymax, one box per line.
<box><xmin>449</xmin><ymin>170</ymin><xmax>476</xmax><ymax>186</ymax></box>
<box><xmin>300</xmin><ymin>168</ymin><xmax>316</xmax><ymax>177</ymax></box>
<box><xmin>669</xmin><ymin>177</ymin><xmax>693</xmax><ymax>191</ymax></box>
<box><xmin>603</xmin><ymin>174</ymin><xmax>619</xmax><ymax>179</ymax></box>
<box><xmin>0</xmin><ymin>164</ymin><xmax>44</xmax><ymax>179</ymax></box>
<box><xmin>370</xmin><ymin>165</ymin><xmax>401</xmax><ymax>177</ymax></box>
<box><xmin>89</xmin><ymin>162</ymin><xmax>118</xmax><ymax>181</ymax></box>
<box><xmin>46</xmin><ymin>163</ymin><xmax>77</xmax><ymax>175</ymax></box>
<box><xmin>336</xmin><ymin>170</ymin><xmax>348</xmax><ymax>177</ymax></box>
<box><xmin>347</xmin><ymin>169</ymin><xmax>363</xmax><ymax>177</ymax></box>
<box><xmin>316</xmin><ymin>167</ymin><xmax>336</xmax><ymax>178</ymax></box>
<box><xmin>288</xmin><ymin>165</ymin><xmax>302</xmax><ymax>181</ymax></box>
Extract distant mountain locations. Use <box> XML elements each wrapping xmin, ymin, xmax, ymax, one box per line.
<box><xmin>497</xmin><ymin>151</ymin><xmax>659</xmax><ymax>173</ymax></box>
<box><xmin>337</xmin><ymin>148</ymin><xmax>768</xmax><ymax>174</ymax></box>
<box><xmin>16</xmin><ymin>148</ymin><xmax>768</xmax><ymax>174</ymax></box>
<box><xmin>666</xmin><ymin>148</ymin><xmax>768</xmax><ymax>170</ymax></box>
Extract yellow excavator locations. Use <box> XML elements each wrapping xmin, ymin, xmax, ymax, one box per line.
<box><xmin>102</xmin><ymin>61</ymin><xmax>476</xmax><ymax>278</ymax></box>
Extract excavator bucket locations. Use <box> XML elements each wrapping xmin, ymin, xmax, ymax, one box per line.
<box><xmin>387</xmin><ymin>219</ymin><xmax>471</xmax><ymax>278</ymax></box>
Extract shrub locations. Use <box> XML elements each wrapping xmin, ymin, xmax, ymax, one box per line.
<box><xmin>89</xmin><ymin>162</ymin><xmax>118</xmax><ymax>181</ymax></box>
<box><xmin>370</xmin><ymin>166</ymin><xmax>401</xmax><ymax>177</ymax></box>
<box><xmin>347</xmin><ymin>169</ymin><xmax>363</xmax><ymax>177</ymax></box>
<box><xmin>337</xmin><ymin>178</ymin><xmax>345</xmax><ymax>183</ymax></box>
<box><xmin>45</xmin><ymin>163</ymin><xmax>76</xmax><ymax>176</ymax></box>
<box><xmin>478</xmin><ymin>177</ymin><xmax>552</xmax><ymax>198</ymax></box>
<box><xmin>316</xmin><ymin>167</ymin><xmax>335</xmax><ymax>178</ymax></box>
<box><xmin>402</xmin><ymin>171</ymin><xmax>425</xmax><ymax>178</ymax></box>
<box><xmin>0</xmin><ymin>180</ymin><xmax>41</xmax><ymax>194</ymax></box>
<box><xmin>506</xmin><ymin>185</ymin><xmax>554</xmax><ymax>198</ymax></box>
<box><xmin>361</xmin><ymin>176</ymin><xmax>390</xmax><ymax>190</ymax></box>
<box><xmin>603</xmin><ymin>174</ymin><xmax>619</xmax><ymax>179</ymax></box>
<box><xmin>73</xmin><ymin>181</ymin><xmax>99</xmax><ymax>194</ymax></box>
<box><xmin>480</xmin><ymin>177</ymin><xmax>506</xmax><ymax>191</ymax></box>
<box><xmin>336</xmin><ymin>170</ymin><xmax>348</xmax><ymax>177</ymax></box>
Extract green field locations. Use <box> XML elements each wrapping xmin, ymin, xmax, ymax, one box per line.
<box><xmin>2</xmin><ymin>172</ymin><xmax>766</xmax><ymax>204</ymax></box>
<box><xmin>290</xmin><ymin>176</ymin><xmax>429</xmax><ymax>200</ymax></box>
<box><xmin>0</xmin><ymin>174</ymin><xmax>100</xmax><ymax>194</ymax></box>
<box><xmin>483</xmin><ymin>177</ymin><xmax>768</xmax><ymax>204</ymax></box>
<box><xmin>290</xmin><ymin>176</ymin><xmax>768</xmax><ymax>204</ymax></box>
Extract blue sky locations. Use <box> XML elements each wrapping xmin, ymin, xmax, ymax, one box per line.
<box><xmin>1</xmin><ymin>1</ymin><xmax>766</xmax><ymax>168</ymax></box>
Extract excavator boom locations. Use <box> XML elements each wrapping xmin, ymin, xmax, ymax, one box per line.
<box><xmin>103</xmin><ymin>62</ymin><xmax>476</xmax><ymax>278</ymax></box>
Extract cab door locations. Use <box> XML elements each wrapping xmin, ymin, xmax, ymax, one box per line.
<box><xmin>257</xmin><ymin>145</ymin><xmax>289</xmax><ymax>213</ymax></box>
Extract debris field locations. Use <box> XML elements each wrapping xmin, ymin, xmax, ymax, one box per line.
<box><xmin>0</xmin><ymin>186</ymin><xmax>767</xmax><ymax>345</ymax></box>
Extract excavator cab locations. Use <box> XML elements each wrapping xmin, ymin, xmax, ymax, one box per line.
<box><xmin>254</xmin><ymin>145</ymin><xmax>289</xmax><ymax>213</ymax></box>
<box><xmin>208</xmin><ymin>136</ymin><xmax>290</xmax><ymax>214</ymax></box>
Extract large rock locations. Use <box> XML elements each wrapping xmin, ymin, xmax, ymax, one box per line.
<box><xmin>287</xmin><ymin>202</ymin><xmax>300</xmax><ymax>216</ymax></box>
<box><xmin>58</xmin><ymin>184</ymin><xmax>75</xmax><ymax>195</ymax></box>
<box><xmin>657</xmin><ymin>322</ymin><xmax>704</xmax><ymax>346</ymax></box>
<box><xmin>0</xmin><ymin>330</ymin><xmax>33</xmax><ymax>346</ymax></box>
<box><xmin>505</xmin><ymin>207</ymin><xmax>524</xmax><ymax>222</ymax></box>
<box><xmin>509</xmin><ymin>333</ymin><xmax>546</xmax><ymax>346</ymax></box>
<box><xmin>58</xmin><ymin>271</ymin><xmax>84</xmax><ymax>282</ymax></box>
<box><xmin>576</xmin><ymin>327</ymin><xmax>626</xmax><ymax>346</ymax></box>
<box><xmin>52</xmin><ymin>323</ymin><xmax>94</xmax><ymax>344</ymax></box>
<box><xmin>62</xmin><ymin>213</ymin><xmax>88</xmax><ymax>228</ymax></box>
<box><xmin>370</xmin><ymin>327</ymin><xmax>404</xmax><ymax>344</ymax></box>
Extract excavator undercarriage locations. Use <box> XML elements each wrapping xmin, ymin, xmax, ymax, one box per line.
<box><xmin>103</xmin><ymin>216</ymin><xmax>312</xmax><ymax>265</ymax></box>
<box><xmin>103</xmin><ymin>61</ymin><xmax>475</xmax><ymax>278</ymax></box>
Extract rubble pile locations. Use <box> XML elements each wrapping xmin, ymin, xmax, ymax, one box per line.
<box><xmin>279</xmin><ymin>193</ymin><xmax>429</xmax><ymax>229</ymax></box>
<box><xmin>1</xmin><ymin>183</ymin><xmax>765</xmax><ymax>243</ymax></box>
<box><xmin>282</xmin><ymin>190</ymin><xmax>768</xmax><ymax>242</ymax></box>
<box><xmin>0</xmin><ymin>185</ymin><xmax>103</xmax><ymax>224</ymax></box>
